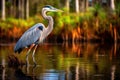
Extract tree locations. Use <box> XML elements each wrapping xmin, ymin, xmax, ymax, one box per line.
<box><xmin>18</xmin><ymin>0</ymin><xmax>25</xmax><ymax>19</ymax></box>
<box><xmin>110</xmin><ymin>0</ymin><xmax>117</xmax><ymax>43</ymax></box>
<box><xmin>75</xmin><ymin>0</ymin><xmax>79</xmax><ymax>13</ymax></box>
<box><xmin>2</xmin><ymin>0</ymin><xmax>5</xmax><ymax>20</ymax></box>
<box><xmin>79</xmin><ymin>0</ymin><xmax>85</xmax><ymax>12</ymax></box>
<box><xmin>85</xmin><ymin>0</ymin><xmax>88</xmax><ymax>11</ymax></box>
<box><xmin>18</xmin><ymin>0</ymin><xmax>21</xmax><ymax>18</ymax></box>
<box><xmin>26</xmin><ymin>0</ymin><xmax>29</xmax><ymax>19</ymax></box>
<box><xmin>66</xmin><ymin>0</ymin><xmax>70</xmax><ymax>12</ymax></box>
<box><xmin>21</xmin><ymin>0</ymin><xmax>25</xmax><ymax>19</ymax></box>
<box><xmin>110</xmin><ymin>0</ymin><xmax>115</xmax><ymax>13</ymax></box>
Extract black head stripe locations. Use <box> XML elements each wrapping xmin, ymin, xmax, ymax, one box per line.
<box><xmin>44</xmin><ymin>5</ymin><xmax>52</xmax><ymax>9</ymax></box>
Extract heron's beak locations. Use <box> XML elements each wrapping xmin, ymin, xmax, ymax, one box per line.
<box><xmin>57</xmin><ymin>9</ymin><xmax>63</xmax><ymax>12</ymax></box>
<box><xmin>53</xmin><ymin>8</ymin><xmax>63</xmax><ymax>12</ymax></box>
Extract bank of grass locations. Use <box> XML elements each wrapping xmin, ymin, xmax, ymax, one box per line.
<box><xmin>0</xmin><ymin>6</ymin><xmax>120</xmax><ymax>43</ymax></box>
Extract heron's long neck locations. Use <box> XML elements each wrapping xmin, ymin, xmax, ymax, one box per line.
<box><xmin>42</xmin><ymin>9</ymin><xmax>53</xmax><ymax>36</ymax></box>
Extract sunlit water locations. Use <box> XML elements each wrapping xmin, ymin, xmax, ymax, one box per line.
<box><xmin>0</xmin><ymin>43</ymin><xmax>120</xmax><ymax>80</ymax></box>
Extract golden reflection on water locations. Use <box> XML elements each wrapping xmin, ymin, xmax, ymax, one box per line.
<box><xmin>0</xmin><ymin>43</ymin><xmax>120</xmax><ymax>80</ymax></box>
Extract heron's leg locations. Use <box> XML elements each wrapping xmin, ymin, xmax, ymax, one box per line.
<box><xmin>32</xmin><ymin>45</ymin><xmax>38</xmax><ymax>66</ymax></box>
<box><xmin>26</xmin><ymin>44</ymin><xmax>35</xmax><ymax>65</ymax></box>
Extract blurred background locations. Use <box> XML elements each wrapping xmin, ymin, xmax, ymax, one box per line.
<box><xmin>0</xmin><ymin>0</ymin><xmax>120</xmax><ymax>43</ymax></box>
<box><xmin>0</xmin><ymin>0</ymin><xmax>120</xmax><ymax>80</ymax></box>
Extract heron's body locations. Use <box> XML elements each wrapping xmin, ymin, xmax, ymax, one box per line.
<box><xmin>14</xmin><ymin>23</ymin><xmax>44</xmax><ymax>53</ymax></box>
<box><xmin>14</xmin><ymin>5</ymin><xmax>62</xmax><ymax>65</ymax></box>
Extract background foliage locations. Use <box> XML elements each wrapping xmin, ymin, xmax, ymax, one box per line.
<box><xmin>0</xmin><ymin>0</ymin><xmax>120</xmax><ymax>43</ymax></box>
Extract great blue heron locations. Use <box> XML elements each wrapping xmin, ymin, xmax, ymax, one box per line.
<box><xmin>14</xmin><ymin>5</ymin><xmax>62</xmax><ymax>65</ymax></box>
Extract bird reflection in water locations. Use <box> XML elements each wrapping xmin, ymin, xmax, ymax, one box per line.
<box><xmin>8</xmin><ymin>55</ymin><xmax>66</xmax><ymax>80</ymax></box>
<box><xmin>8</xmin><ymin>55</ymin><xmax>37</xmax><ymax>80</ymax></box>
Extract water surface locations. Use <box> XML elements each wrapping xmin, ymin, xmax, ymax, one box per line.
<box><xmin>0</xmin><ymin>43</ymin><xmax>120</xmax><ymax>80</ymax></box>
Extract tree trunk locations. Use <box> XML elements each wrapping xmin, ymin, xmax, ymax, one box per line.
<box><xmin>79</xmin><ymin>0</ymin><xmax>84</xmax><ymax>12</ymax></box>
<box><xmin>2</xmin><ymin>0</ymin><xmax>5</xmax><ymax>20</ymax></box>
<box><xmin>18</xmin><ymin>0</ymin><xmax>21</xmax><ymax>18</ymax></box>
<box><xmin>13</xmin><ymin>0</ymin><xmax>16</xmax><ymax>18</ymax></box>
<box><xmin>21</xmin><ymin>0</ymin><xmax>25</xmax><ymax>19</ymax></box>
<box><xmin>110</xmin><ymin>0</ymin><xmax>115</xmax><ymax>13</ymax></box>
<box><xmin>75</xmin><ymin>0</ymin><xmax>79</xmax><ymax>13</ymax></box>
<box><xmin>113</xmin><ymin>27</ymin><xmax>117</xmax><ymax>42</ymax></box>
<box><xmin>85</xmin><ymin>0</ymin><xmax>88</xmax><ymax>11</ymax></box>
<box><xmin>66</xmin><ymin>0</ymin><xmax>70</xmax><ymax>12</ymax></box>
<box><xmin>26</xmin><ymin>0</ymin><xmax>29</xmax><ymax>19</ymax></box>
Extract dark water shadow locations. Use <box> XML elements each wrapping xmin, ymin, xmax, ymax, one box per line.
<box><xmin>7</xmin><ymin>55</ymin><xmax>38</xmax><ymax>80</ymax></box>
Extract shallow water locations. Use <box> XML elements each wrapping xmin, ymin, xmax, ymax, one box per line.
<box><xmin>0</xmin><ymin>43</ymin><xmax>120</xmax><ymax>80</ymax></box>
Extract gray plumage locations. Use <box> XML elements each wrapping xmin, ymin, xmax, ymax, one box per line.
<box><xmin>14</xmin><ymin>23</ymin><xmax>44</xmax><ymax>53</ymax></box>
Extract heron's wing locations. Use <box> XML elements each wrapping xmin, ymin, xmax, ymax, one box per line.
<box><xmin>14</xmin><ymin>23</ymin><xmax>44</xmax><ymax>53</ymax></box>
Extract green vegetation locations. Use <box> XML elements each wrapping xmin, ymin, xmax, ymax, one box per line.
<box><xmin>0</xmin><ymin>2</ymin><xmax>120</xmax><ymax>43</ymax></box>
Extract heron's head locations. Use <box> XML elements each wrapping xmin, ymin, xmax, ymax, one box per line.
<box><xmin>43</xmin><ymin>5</ymin><xmax>63</xmax><ymax>12</ymax></box>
